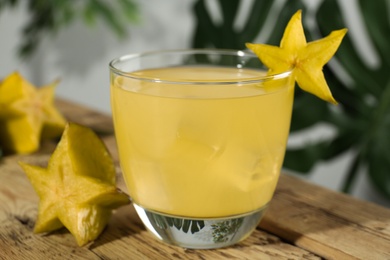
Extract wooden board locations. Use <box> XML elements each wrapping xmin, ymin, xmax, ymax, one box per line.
<box><xmin>261</xmin><ymin>174</ymin><xmax>390</xmax><ymax>259</ymax></box>
<box><xmin>1</xmin><ymin>99</ymin><xmax>389</xmax><ymax>259</ymax></box>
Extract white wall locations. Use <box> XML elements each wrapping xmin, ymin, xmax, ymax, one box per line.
<box><xmin>0</xmin><ymin>1</ymin><xmax>195</xmax><ymax>113</ymax></box>
<box><xmin>1</xmin><ymin>0</ymin><xmax>389</xmax><ymax>207</ymax></box>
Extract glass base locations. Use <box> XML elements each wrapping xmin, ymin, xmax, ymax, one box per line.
<box><xmin>133</xmin><ymin>204</ymin><xmax>267</xmax><ymax>249</ymax></box>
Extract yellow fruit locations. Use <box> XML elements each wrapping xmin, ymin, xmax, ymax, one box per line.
<box><xmin>246</xmin><ymin>10</ymin><xmax>347</xmax><ymax>104</ymax></box>
<box><xmin>19</xmin><ymin>123</ymin><xmax>130</xmax><ymax>246</ymax></box>
<box><xmin>0</xmin><ymin>72</ymin><xmax>66</xmax><ymax>154</ymax></box>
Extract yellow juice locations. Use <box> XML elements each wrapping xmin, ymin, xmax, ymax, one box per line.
<box><xmin>111</xmin><ymin>66</ymin><xmax>293</xmax><ymax>218</ymax></box>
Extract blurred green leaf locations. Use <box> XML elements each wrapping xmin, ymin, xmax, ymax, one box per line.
<box><xmin>218</xmin><ymin>0</ymin><xmax>240</xmax><ymax>27</ymax></box>
<box><xmin>88</xmin><ymin>0</ymin><xmax>126</xmax><ymax>37</ymax></box>
<box><xmin>192</xmin><ymin>0</ymin><xmax>305</xmax><ymax>49</ymax></box>
<box><xmin>118</xmin><ymin>0</ymin><xmax>139</xmax><ymax>22</ymax></box>
<box><xmin>238</xmin><ymin>0</ymin><xmax>273</xmax><ymax>43</ymax></box>
<box><xmin>284</xmin><ymin>142</ymin><xmax>328</xmax><ymax>173</ymax></box>
<box><xmin>0</xmin><ymin>0</ymin><xmax>139</xmax><ymax>58</ymax></box>
<box><xmin>289</xmin><ymin>91</ymin><xmax>328</xmax><ymax>132</ymax></box>
<box><xmin>266</xmin><ymin>0</ymin><xmax>306</xmax><ymax>45</ymax></box>
<box><xmin>317</xmin><ymin>0</ymin><xmax>383</xmax><ymax>97</ymax></box>
<box><xmin>359</xmin><ymin>0</ymin><xmax>390</xmax><ymax>68</ymax></box>
<box><xmin>366</xmin><ymin>104</ymin><xmax>390</xmax><ymax>197</ymax></box>
<box><xmin>315</xmin><ymin>0</ymin><xmax>390</xmax><ymax>199</ymax></box>
<box><xmin>192</xmin><ymin>0</ymin><xmax>222</xmax><ymax>48</ymax></box>
<box><xmin>83</xmin><ymin>3</ymin><xmax>97</xmax><ymax>25</ymax></box>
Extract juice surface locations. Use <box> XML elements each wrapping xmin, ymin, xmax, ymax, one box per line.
<box><xmin>111</xmin><ymin>66</ymin><xmax>293</xmax><ymax>218</ymax></box>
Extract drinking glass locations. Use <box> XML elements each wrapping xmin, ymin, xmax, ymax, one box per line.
<box><xmin>109</xmin><ymin>49</ymin><xmax>294</xmax><ymax>249</ymax></box>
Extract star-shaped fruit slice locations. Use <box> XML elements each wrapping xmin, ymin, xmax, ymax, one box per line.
<box><xmin>0</xmin><ymin>72</ymin><xmax>66</xmax><ymax>154</ymax></box>
<box><xmin>20</xmin><ymin>123</ymin><xmax>130</xmax><ymax>246</ymax></box>
<box><xmin>246</xmin><ymin>10</ymin><xmax>347</xmax><ymax>104</ymax></box>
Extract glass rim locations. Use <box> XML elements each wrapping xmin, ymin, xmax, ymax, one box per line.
<box><xmin>109</xmin><ymin>49</ymin><xmax>293</xmax><ymax>85</ymax></box>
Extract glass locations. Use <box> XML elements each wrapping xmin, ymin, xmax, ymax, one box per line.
<box><xmin>109</xmin><ymin>49</ymin><xmax>294</xmax><ymax>249</ymax></box>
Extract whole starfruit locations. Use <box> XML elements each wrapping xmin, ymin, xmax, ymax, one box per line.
<box><xmin>20</xmin><ymin>123</ymin><xmax>130</xmax><ymax>246</ymax></box>
<box><xmin>0</xmin><ymin>72</ymin><xmax>66</xmax><ymax>154</ymax></box>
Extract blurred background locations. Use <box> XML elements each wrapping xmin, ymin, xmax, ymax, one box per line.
<box><xmin>1</xmin><ymin>0</ymin><xmax>390</xmax><ymax>207</ymax></box>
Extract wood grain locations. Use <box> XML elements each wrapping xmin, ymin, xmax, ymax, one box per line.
<box><xmin>0</xmin><ymin>150</ymin><xmax>320</xmax><ymax>259</ymax></box>
<box><xmin>1</xmin><ymin>99</ymin><xmax>390</xmax><ymax>259</ymax></box>
<box><xmin>261</xmin><ymin>174</ymin><xmax>390</xmax><ymax>259</ymax></box>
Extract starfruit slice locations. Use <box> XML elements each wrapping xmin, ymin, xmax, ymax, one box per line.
<box><xmin>20</xmin><ymin>123</ymin><xmax>130</xmax><ymax>246</ymax></box>
<box><xmin>0</xmin><ymin>72</ymin><xmax>66</xmax><ymax>154</ymax></box>
<box><xmin>246</xmin><ymin>10</ymin><xmax>347</xmax><ymax>104</ymax></box>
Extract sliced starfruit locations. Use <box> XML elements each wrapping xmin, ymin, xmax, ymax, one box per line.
<box><xmin>19</xmin><ymin>123</ymin><xmax>130</xmax><ymax>246</ymax></box>
<box><xmin>0</xmin><ymin>72</ymin><xmax>66</xmax><ymax>154</ymax></box>
<box><xmin>246</xmin><ymin>10</ymin><xmax>347</xmax><ymax>104</ymax></box>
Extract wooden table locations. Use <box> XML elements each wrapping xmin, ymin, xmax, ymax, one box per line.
<box><xmin>1</xmin><ymin>100</ymin><xmax>390</xmax><ymax>260</ymax></box>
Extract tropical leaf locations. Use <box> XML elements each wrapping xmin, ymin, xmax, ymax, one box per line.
<box><xmin>191</xmin><ymin>0</ymin><xmax>390</xmax><ymax>200</ymax></box>
<box><xmin>192</xmin><ymin>0</ymin><xmax>305</xmax><ymax>49</ymax></box>
<box><xmin>284</xmin><ymin>0</ymin><xmax>390</xmax><ymax>198</ymax></box>
<box><xmin>237</xmin><ymin>0</ymin><xmax>273</xmax><ymax>43</ymax></box>
<box><xmin>314</xmin><ymin>0</ymin><xmax>390</xmax><ymax>198</ymax></box>
<box><xmin>283</xmin><ymin>142</ymin><xmax>327</xmax><ymax>174</ymax></box>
